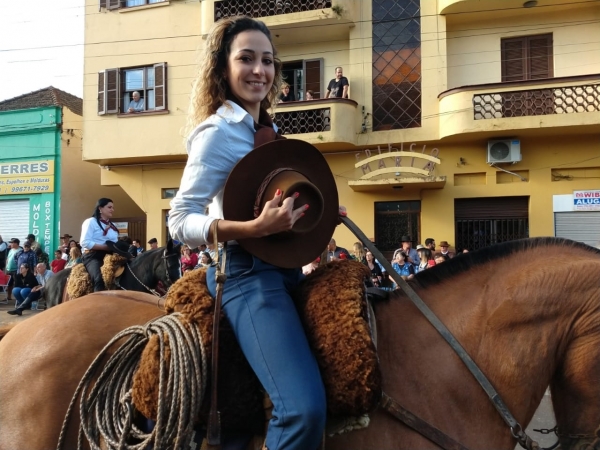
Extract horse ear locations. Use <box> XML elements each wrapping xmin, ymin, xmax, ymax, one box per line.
<box><xmin>167</xmin><ymin>238</ymin><xmax>173</xmax><ymax>251</ymax></box>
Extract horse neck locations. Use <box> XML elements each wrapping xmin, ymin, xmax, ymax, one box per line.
<box><xmin>374</xmin><ymin>252</ymin><xmax>600</xmax><ymax>448</ymax></box>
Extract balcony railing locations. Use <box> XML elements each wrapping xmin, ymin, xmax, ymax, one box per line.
<box><xmin>473</xmin><ymin>83</ymin><xmax>600</xmax><ymax>120</ymax></box>
<box><xmin>273</xmin><ymin>107</ymin><xmax>330</xmax><ymax>135</ymax></box>
<box><xmin>214</xmin><ymin>0</ymin><xmax>332</xmax><ymax>21</ymax></box>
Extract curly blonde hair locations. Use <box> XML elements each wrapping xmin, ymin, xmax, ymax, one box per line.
<box><xmin>184</xmin><ymin>16</ymin><xmax>283</xmax><ymax>140</ymax></box>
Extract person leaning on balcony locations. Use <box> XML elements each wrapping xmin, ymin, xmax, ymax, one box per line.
<box><xmin>325</xmin><ymin>66</ymin><xmax>349</xmax><ymax>99</ymax></box>
<box><xmin>168</xmin><ymin>16</ymin><xmax>326</xmax><ymax>450</ymax></box>
<box><xmin>127</xmin><ymin>91</ymin><xmax>145</xmax><ymax>113</ymax></box>
<box><xmin>278</xmin><ymin>82</ymin><xmax>294</xmax><ymax>102</ymax></box>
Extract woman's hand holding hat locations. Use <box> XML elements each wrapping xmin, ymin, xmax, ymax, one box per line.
<box><xmin>254</xmin><ymin>189</ymin><xmax>308</xmax><ymax>238</ymax></box>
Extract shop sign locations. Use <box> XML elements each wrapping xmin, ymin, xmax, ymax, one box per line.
<box><xmin>354</xmin><ymin>143</ymin><xmax>441</xmax><ymax>179</ymax></box>
<box><xmin>573</xmin><ymin>190</ymin><xmax>600</xmax><ymax>211</ymax></box>
<box><xmin>30</xmin><ymin>194</ymin><xmax>55</xmax><ymax>254</ymax></box>
<box><xmin>113</xmin><ymin>222</ymin><xmax>129</xmax><ymax>237</ymax></box>
<box><xmin>0</xmin><ymin>160</ymin><xmax>55</xmax><ymax>195</ymax></box>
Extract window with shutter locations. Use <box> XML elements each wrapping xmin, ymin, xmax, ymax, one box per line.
<box><xmin>98</xmin><ymin>72</ymin><xmax>106</xmax><ymax>115</ymax></box>
<box><xmin>154</xmin><ymin>63</ymin><xmax>167</xmax><ymax>110</ymax></box>
<box><xmin>303</xmin><ymin>59</ymin><xmax>323</xmax><ymax>99</ymax></box>
<box><xmin>97</xmin><ymin>63</ymin><xmax>169</xmax><ymax>116</ymax></box>
<box><xmin>107</xmin><ymin>0</ymin><xmax>120</xmax><ymax>9</ymax></box>
<box><xmin>99</xmin><ymin>0</ymin><xmax>107</xmax><ymax>8</ymax></box>
<box><xmin>501</xmin><ymin>34</ymin><xmax>553</xmax><ymax>82</ymax></box>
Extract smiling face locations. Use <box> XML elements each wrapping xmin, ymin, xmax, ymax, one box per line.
<box><xmin>225</xmin><ymin>30</ymin><xmax>275</xmax><ymax>120</ymax></box>
<box><xmin>98</xmin><ymin>202</ymin><xmax>114</xmax><ymax>220</ymax></box>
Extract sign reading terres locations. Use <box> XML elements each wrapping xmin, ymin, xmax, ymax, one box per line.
<box><xmin>0</xmin><ymin>160</ymin><xmax>54</xmax><ymax>195</ymax></box>
<box><xmin>355</xmin><ymin>143</ymin><xmax>441</xmax><ymax>179</ymax></box>
<box><xmin>573</xmin><ymin>190</ymin><xmax>600</xmax><ymax>211</ymax></box>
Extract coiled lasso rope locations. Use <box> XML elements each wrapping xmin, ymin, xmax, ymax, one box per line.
<box><xmin>57</xmin><ymin>313</ymin><xmax>208</xmax><ymax>450</ymax></box>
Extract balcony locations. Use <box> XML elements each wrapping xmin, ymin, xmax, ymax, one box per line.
<box><xmin>201</xmin><ymin>1</ymin><xmax>358</xmax><ymax>45</ymax></box>
<box><xmin>272</xmin><ymin>98</ymin><xmax>359</xmax><ymax>150</ymax></box>
<box><xmin>438</xmin><ymin>74</ymin><xmax>600</xmax><ymax>140</ymax></box>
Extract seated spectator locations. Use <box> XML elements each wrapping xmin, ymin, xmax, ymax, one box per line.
<box><xmin>433</xmin><ymin>252</ymin><xmax>446</xmax><ymax>265</ymax></box>
<box><xmin>198</xmin><ymin>251</ymin><xmax>212</xmax><ymax>268</ymax></box>
<box><xmin>364</xmin><ymin>251</ymin><xmax>383</xmax><ymax>287</ymax></box>
<box><xmin>128</xmin><ymin>239</ymin><xmax>144</xmax><ymax>258</ymax></box>
<box><xmin>424</xmin><ymin>238</ymin><xmax>436</xmax><ymax>252</ymax></box>
<box><xmin>51</xmin><ymin>250</ymin><xmax>67</xmax><ymax>273</ymax></box>
<box><xmin>325</xmin><ymin>66</ymin><xmax>349</xmax><ymax>99</ymax></box>
<box><xmin>26</xmin><ymin>233</ymin><xmax>41</xmax><ymax>252</ymax></box>
<box><xmin>127</xmin><ymin>91</ymin><xmax>145</xmax><ymax>113</ymax></box>
<box><xmin>326</xmin><ymin>238</ymin><xmax>350</xmax><ymax>262</ymax></box>
<box><xmin>7</xmin><ymin>263</ymin><xmax>52</xmax><ymax>315</ymax></box>
<box><xmin>415</xmin><ymin>245</ymin><xmax>431</xmax><ymax>272</ymax></box>
<box><xmin>278</xmin><ymin>83</ymin><xmax>294</xmax><ymax>103</ymax></box>
<box><xmin>66</xmin><ymin>247</ymin><xmax>83</xmax><ymax>269</ymax></box>
<box><xmin>35</xmin><ymin>247</ymin><xmax>50</xmax><ymax>270</ymax></box>
<box><xmin>7</xmin><ymin>263</ymin><xmax>39</xmax><ymax>314</ymax></box>
<box><xmin>17</xmin><ymin>241</ymin><xmax>37</xmax><ymax>271</ymax></box>
<box><xmin>180</xmin><ymin>245</ymin><xmax>198</xmax><ymax>273</ymax></box>
<box><xmin>391</xmin><ymin>251</ymin><xmax>414</xmax><ymax>288</ymax></box>
<box><xmin>351</xmin><ymin>242</ymin><xmax>366</xmax><ymax>263</ymax></box>
<box><xmin>305</xmin><ymin>90</ymin><xmax>315</xmax><ymax>100</ymax></box>
<box><xmin>439</xmin><ymin>241</ymin><xmax>455</xmax><ymax>260</ymax></box>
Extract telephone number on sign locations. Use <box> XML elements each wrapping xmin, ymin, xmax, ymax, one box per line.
<box><xmin>10</xmin><ymin>185</ymin><xmax>50</xmax><ymax>193</ymax></box>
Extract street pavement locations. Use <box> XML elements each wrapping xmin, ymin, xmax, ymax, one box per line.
<box><xmin>0</xmin><ymin>299</ymin><xmax>557</xmax><ymax>449</ymax></box>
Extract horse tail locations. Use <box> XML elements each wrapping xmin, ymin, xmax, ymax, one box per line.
<box><xmin>0</xmin><ymin>325</ymin><xmax>15</xmax><ymax>341</ymax></box>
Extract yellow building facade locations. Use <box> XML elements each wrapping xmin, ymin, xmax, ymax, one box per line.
<box><xmin>83</xmin><ymin>0</ymin><xmax>600</xmax><ymax>254</ymax></box>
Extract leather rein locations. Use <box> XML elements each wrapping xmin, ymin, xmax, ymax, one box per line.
<box><xmin>341</xmin><ymin>215</ymin><xmax>541</xmax><ymax>450</ymax></box>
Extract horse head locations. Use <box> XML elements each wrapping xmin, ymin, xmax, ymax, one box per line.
<box><xmin>161</xmin><ymin>238</ymin><xmax>182</xmax><ymax>289</ymax></box>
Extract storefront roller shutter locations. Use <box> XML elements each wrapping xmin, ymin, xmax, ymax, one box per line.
<box><xmin>0</xmin><ymin>200</ymin><xmax>30</xmax><ymax>241</ymax></box>
<box><xmin>554</xmin><ymin>211</ymin><xmax>600</xmax><ymax>247</ymax></box>
<box><xmin>455</xmin><ymin>196</ymin><xmax>529</xmax><ymax>219</ymax></box>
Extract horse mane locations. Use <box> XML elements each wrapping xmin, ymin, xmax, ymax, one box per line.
<box><xmin>413</xmin><ymin>237</ymin><xmax>600</xmax><ymax>289</ymax></box>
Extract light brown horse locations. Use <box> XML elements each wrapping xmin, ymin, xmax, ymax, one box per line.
<box><xmin>1</xmin><ymin>238</ymin><xmax>599</xmax><ymax>450</ymax></box>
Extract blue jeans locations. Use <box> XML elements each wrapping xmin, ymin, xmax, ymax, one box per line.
<box><xmin>13</xmin><ymin>287</ymin><xmax>40</xmax><ymax>308</ymax></box>
<box><xmin>207</xmin><ymin>245</ymin><xmax>326</xmax><ymax>450</ymax></box>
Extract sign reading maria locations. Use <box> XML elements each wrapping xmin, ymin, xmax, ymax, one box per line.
<box><xmin>354</xmin><ymin>143</ymin><xmax>441</xmax><ymax>180</ymax></box>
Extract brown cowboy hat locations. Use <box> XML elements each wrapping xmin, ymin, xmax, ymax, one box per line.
<box><xmin>222</xmin><ymin>139</ymin><xmax>338</xmax><ymax>269</ymax></box>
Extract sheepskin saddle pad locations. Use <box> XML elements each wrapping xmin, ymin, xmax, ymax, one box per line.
<box><xmin>65</xmin><ymin>254</ymin><xmax>127</xmax><ymax>300</ymax></box>
<box><xmin>132</xmin><ymin>260</ymin><xmax>382</xmax><ymax>435</ymax></box>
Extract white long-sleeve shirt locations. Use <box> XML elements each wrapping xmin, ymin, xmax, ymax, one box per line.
<box><xmin>169</xmin><ymin>102</ymin><xmax>276</xmax><ymax>248</ymax></box>
<box><xmin>80</xmin><ymin>217</ymin><xmax>119</xmax><ymax>250</ymax></box>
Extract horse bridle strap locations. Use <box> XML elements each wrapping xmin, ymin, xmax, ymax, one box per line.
<box><xmin>340</xmin><ymin>215</ymin><xmax>539</xmax><ymax>450</ymax></box>
<box><xmin>207</xmin><ymin>219</ymin><xmax>226</xmax><ymax>449</ymax></box>
<box><xmin>380</xmin><ymin>393</ymin><xmax>471</xmax><ymax>450</ymax></box>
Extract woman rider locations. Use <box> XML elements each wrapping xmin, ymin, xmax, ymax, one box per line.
<box><xmin>80</xmin><ymin>198</ymin><xmax>127</xmax><ymax>292</ymax></box>
<box><xmin>168</xmin><ymin>16</ymin><xmax>326</xmax><ymax>450</ymax></box>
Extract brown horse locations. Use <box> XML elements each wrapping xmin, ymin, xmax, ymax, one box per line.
<box><xmin>1</xmin><ymin>238</ymin><xmax>599</xmax><ymax>450</ymax></box>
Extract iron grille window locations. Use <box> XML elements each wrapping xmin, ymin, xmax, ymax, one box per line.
<box><xmin>273</xmin><ymin>108</ymin><xmax>330</xmax><ymax>135</ymax></box>
<box><xmin>372</xmin><ymin>0</ymin><xmax>422</xmax><ymax>131</ymax></box>
<box><xmin>454</xmin><ymin>197</ymin><xmax>529</xmax><ymax>252</ymax></box>
<box><xmin>455</xmin><ymin>219</ymin><xmax>529</xmax><ymax>252</ymax></box>
<box><xmin>214</xmin><ymin>0</ymin><xmax>332</xmax><ymax>21</ymax></box>
<box><xmin>375</xmin><ymin>201</ymin><xmax>421</xmax><ymax>260</ymax></box>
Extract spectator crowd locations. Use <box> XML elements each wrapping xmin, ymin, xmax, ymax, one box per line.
<box><xmin>0</xmin><ymin>231</ymin><xmax>160</xmax><ymax>315</ymax></box>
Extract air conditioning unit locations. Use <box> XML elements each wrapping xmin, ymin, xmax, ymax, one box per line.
<box><xmin>487</xmin><ymin>139</ymin><xmax>521</xmax><ymax>164</ymax></box>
